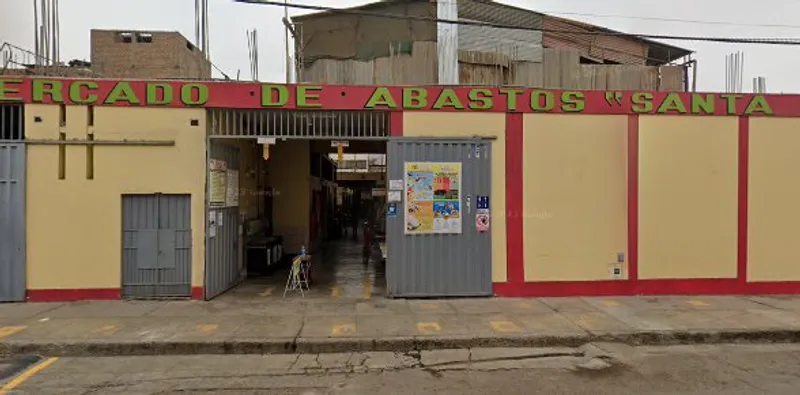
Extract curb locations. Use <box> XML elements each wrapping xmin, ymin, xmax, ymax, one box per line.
<box><xmin>3</xmin><ymin>329</ymin><xmax>800</xmax><ymax>357</ymax></box>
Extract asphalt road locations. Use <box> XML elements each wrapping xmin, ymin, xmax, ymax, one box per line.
<box><xmin>3</xmin><ymin>343</ymin><xmax>800</xmax><ymax>394</ymax></box>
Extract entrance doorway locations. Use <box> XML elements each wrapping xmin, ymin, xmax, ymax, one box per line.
<box><xmin>202</xmin><ymin>109</ymin><xmax>493</xmax><ymax>301</ymax></box>
<box><xmin>203</xmin><ymin>109</ymin><xmax>390</xmax><ymax>301</ymax></box>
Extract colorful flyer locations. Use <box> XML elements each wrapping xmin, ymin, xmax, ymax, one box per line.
<box><xmin>404</xmin><ymin>162</ymin><xmax>462</xmax><ymax>235</ymax></box>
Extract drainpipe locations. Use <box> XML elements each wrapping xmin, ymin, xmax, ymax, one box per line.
<box><xmin>437</xmin><ymin>0</ymin><xmax>459</xmax><ymax>84</ymax></box>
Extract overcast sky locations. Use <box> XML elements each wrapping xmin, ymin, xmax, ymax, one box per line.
<box><xmin>2</xmin><ymin>0</ymin><xmax>800</xmax><ymax>92</ymax></box>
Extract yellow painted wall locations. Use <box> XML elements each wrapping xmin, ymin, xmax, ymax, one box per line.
<box><xmin>403</xmin><ymin>112</ymin><xmax>507</xmax><ymax>282</ymax></box>
<box><xmin>522</xmin><ymin>115</ymin><xmax>628</xmax><ymax>282</ymax></box>
<box><xmin>268</xmin><ymin>139</ymin><xmax>310</xmax><ymax>253</ymax></box>
<box><xmin>638</xmin><ymin>116</ymin><xmax>738</xmax><ymax>279</ymax></box>
<box><xmin>748</xmin><ymin>118</ymin><xmax>800</xmax><ymax>281</ymax></box>
<box><xmin>25</xmin><ymin>105</ymin><xmax>207</xmax><ymax>290</ymax></box>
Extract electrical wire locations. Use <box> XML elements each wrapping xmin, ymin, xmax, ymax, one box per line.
<box><xmin>544</xmin><ymin>10</ymin><xmax>800</xmax><ymax>30</ymax></box>
<box><xmin>233</xmin><ymin>0</ymin><xmax>800</xmax><ymax>45</ymax></box>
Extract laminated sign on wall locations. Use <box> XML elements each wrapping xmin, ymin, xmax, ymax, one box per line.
<box><xmin>476</xmin><ymin>209</ymin><xmax>490</xmax><ymax>233</ymax></box>
<box><xmin>209</xmin><ymin>159</ymin><xmax>227</xmax><ymax>206</ymax></box>
<box><xmin>404</xmin><ymin>162</ymin><xmax>462</xmax><ymax>235</ymax></box>
<box><xmin>226</xmin><ymin>169</ymin><xmax>239</xmax><ymax>207</ymax></box>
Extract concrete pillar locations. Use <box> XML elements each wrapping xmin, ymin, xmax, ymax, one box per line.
<box><xmin>437</xmin><ymin>0</ymin><xmax>459</xmax><ymax>85</ymax></box>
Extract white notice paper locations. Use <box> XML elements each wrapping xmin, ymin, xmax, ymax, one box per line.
<box><xmin>388</xmin><ymin>190</ymin><xmax>402</xmax><ymax>202</ymax></box>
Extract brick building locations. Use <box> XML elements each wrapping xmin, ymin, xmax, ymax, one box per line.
<box><xmin>2</xmin><ymin>30</ymin><xmax>211</xmax><ymax>79</ymax></box>
<box><xmin>90</xmin><ymin>30</ymin><xmax>211</xmax><ymax>79</ymax></box>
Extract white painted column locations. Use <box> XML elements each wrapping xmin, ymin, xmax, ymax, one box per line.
<box><xmin>437</xmin><ymin>0</ymin><xmax>459</xmax><ymax>85</ymax></box>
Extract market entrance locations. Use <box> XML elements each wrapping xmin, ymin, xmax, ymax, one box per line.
<box><xmin>203</xmin><ymin>109</ymin><xmax>390</xmax><ymax>301</ymax></box>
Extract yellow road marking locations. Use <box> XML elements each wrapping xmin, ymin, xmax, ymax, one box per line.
<box><xmin>419</xmin><ymin>303</ymin><xmax>440</xmax><ymax>310</ymax></box>
<box><xmin>0</xmin><ymin>326</ymin><xmax>26</xmax><ymax>340</ymax></box>
<box><xmin>416</xmin><ymin>322</ymin><xmax>441</xmax><ymax>334</ymax></box>
<box><xmin>259</xmin><ymin>287</ymin><xmax>274</xmax><ymax>297</ymax></box>
<box><xmin>331</xmin><ymin>286</ymin><xmax>342</xmax><ymax>299</ymax></box>
<box><xmin>93</xmin><ymin>325</ymin><xmax>118</xmax><ymax>335</ymax></box>
<box><xmin>575</xmin><ymin>316</ymin><xmax>594</xmax><ymax>330</ymax></box>
<box><xmin>0</xmin><ymin>357</ymin><xmax>59</xmax><ymax>394</ymax></box>
<box><xmin>490</xmin><ymin>321</ymin><xmax>521</xmax><ymax>333</ymax></box>
<box><xmin>687</xmin><ymin>300</ymin><xmax>709</xmax><ymax>307</ymax></box>
<box><xmin>363</xmin><ymin>274</ymin><xmax>372</xmax><ymax>301</ymax></box>
<box><xmin>197</xmin><ymin>324</ymin><xmax>219</xmax><ymax>333</ymax></box>
<box><xmin>602</xmin><ymin>300</ymin><xmax>621</xmax><ymax>307</ymax></box>
<box><xmin>330</xmin><ymin>323</ymin><xmax>356</xmax><ymax>337</ymax></box>
<box><xmin>516</xmin><ymin>302</ymin><xmax>534</xmax><ymax>310</ymax></box>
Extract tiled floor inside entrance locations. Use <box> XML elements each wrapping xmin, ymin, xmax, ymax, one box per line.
<box><xmin>222</xmin><ymin>237</ymin><xmax>386</xmax><ymax>303</ymax></box>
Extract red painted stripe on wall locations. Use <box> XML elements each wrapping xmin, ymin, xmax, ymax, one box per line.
<box><xmin>27</xmin><ymin>288</ymin><xmax>120</xmax><ymax>302</ymax></box>
<box><xmin>494</xmin><ymin>278</ymin><xmax>800</xmax><ymax>297</ymax></box>
<box><xmin>738</xmin><ymin>116</ymin><xmax>750</xmax><ymax>283</ymax></box>
<box><xmin>505</xmin><ymin>113</ymin><xmax>524</xmax><ymax>283</ymax></box>
<box><xmin>192</xmin><ymin>286</ymin><xmax>205</xmax><ymax>301</ymax></box>
<box><xmin>390</xmin><ymin>111</ymin><xmax>404</xmax><ymax>136</ymax></box>
<box><xmin>627</xmin><ymin>115</ymin><xmax>640</xmax><ymax>283</ymax></box>
<box><xmin>26</xmin><ymin>287</ymin><xmax>206</xmax><ymax>302</ymax></box>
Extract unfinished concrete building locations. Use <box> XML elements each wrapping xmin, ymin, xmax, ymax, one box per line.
<box><xmin>90</xmin><ymin>30</ymin><xmax>211</xmax><ymax>79</ymax></box>
<box><xmin>293</xmin><ymin>0</ymin><xmax>693</xmax><ymax>90</ymax></box>
<box><xmin>2</xmin><ymin>30</ymin><xmax>211</xmax><ymax>80</ymax></box>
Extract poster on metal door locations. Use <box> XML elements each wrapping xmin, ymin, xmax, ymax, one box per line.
<box><xmin>404</xmin><ymin>162</ymin><xmax>462</xmax><ymax>235</ymax></box>
<box><xmin>225</xmin><ymin>169</ymin><xmax>239</xmax><ymax>207</ymax></box>
<box><xmin>209</xmin><ymin>159</ymin><xmax>227</xmax><ymax>206</ymax></box>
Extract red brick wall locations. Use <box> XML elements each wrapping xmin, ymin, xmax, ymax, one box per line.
<box><xmin>90</xmin><ymin>30</ymin><xmax>211</xmax><ymax>79</ymax></box>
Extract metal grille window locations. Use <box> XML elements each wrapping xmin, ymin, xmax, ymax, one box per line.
<box><xmin>0</xmin><ymin>104</ymin><xmax>24</xmax><ymax>141</ymax></box>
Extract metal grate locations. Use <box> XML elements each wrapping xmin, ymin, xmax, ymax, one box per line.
<box><xmin>208</xmin><ymin>109</ymin><xmax>389</xmax><ymax>139</ymax></box>
<box><xmin>0</xmin><ymin>104</ymin><xmax>24</xmax><ymax>141</ymax></box>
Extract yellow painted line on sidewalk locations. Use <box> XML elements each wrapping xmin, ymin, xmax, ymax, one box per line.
<box><xmin>687</xmin><ymin>300</ymin><xmax>709</xmax><ymax>307</ymax></box>
<box><xmin>602</xmin><ymin>300</ymin><xmax>621</xmax><ymax>307</ymax></box>
<box><xmin>416</xmin><ymin>322</ymin><xmax>441</xmax><ymax>335</ymax></box>
<box><xmin>331</xmin><ymin>286</ymin><xmax>342</xmax><ymax>299</ymax></box>
<box><xmin>0</xmin><ymin>357</ymin><xmax>59</xmax><ymax>395</ymax></box>
<box><xmin>259</xmin><ymin>287</ymin><xmax>274</xmax><ymax>297</ymax></box>
<box><xmin>574</xmin><ymin>316</ymin><xmax>595</xmax><ymax>330</ymax></box>
<box><xmin>490</xmin><ymin>321</ymin><xmax>521</xmax><ymax>333</ymax></box>
<box><xmin>93</xmin><ymin>325</ymin><xmax>118</xmax><ymax>335</ymax></box>
<box><xmin>516</xmin><ymin>302</ymin><xmax>535</xmax><ymax>310</ymax></box>
<box><xmin>197</xmin><ymin>324</ymin><xmax>219</xmax><ymax>334</ymax></box>
<box><xmin>330</xmin><ymin>323</ymin><xmax>356</xmax><ymax>337</ymax></box>
<box><xmin>0</xmin><ymin>326</ymin><xmax>26</xmax><ymax>340</ymax></box>
<box><xmin>419</xmin><ymin>303</ymin><xmax>440</xmax><ymax>311</ymax></box>
<box><xmin>363</xmin><ymin>274</ymin><xmax>372</xmax><ymax>301</ymax></box>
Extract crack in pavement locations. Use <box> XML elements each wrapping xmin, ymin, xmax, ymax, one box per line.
<box><xmin>290</xmin><ymin>317</ymin><xmax>307</xmax><ymax>353</ymax></box>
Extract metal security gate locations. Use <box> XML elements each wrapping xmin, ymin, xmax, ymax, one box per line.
<box><xmin>205</xmin><ymin>142</ymin><xmax>242</xmax><ymax>300</ymax></box>
<box><xmin>0</xmin><ymin>144</ymin><xmax>26</xmax><ymax>302</ymax></box>
<box><xmin>122</xmin><ymin>194</ymin><xmax>192</xmax><ymax>298</ymax></box>
<box><xmin>386</xmin><ymin>139</ymin><xmax>492</xmax><ymax>297</ymax></box>
<box><xmin>1</xmin><ymin>103</ymin><xmax>26</xmax><ymax>302</ymax></box>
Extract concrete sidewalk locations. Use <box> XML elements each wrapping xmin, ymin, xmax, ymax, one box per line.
<box><xmin>4</xmin><ymin>293</ymin><xmax>800</xmax><ymax>357</ymax></box>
